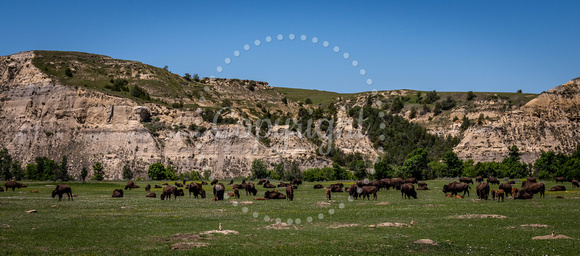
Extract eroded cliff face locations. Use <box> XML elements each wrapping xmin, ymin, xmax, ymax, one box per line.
<box><xmin>455</xmin><ymin>78</ymin><xmax>580</xmax><ymax>163</ymax></box>
<box><xmin>0</xmin><ymin>52</ymin><xmax>360</xmax><ymax>179</ymax></box>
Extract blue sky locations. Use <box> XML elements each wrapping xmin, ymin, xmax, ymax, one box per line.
<box><xmin>1</xmin><ymin>0</ymin><xmax>579</xmax><ymax>93</ymax></box>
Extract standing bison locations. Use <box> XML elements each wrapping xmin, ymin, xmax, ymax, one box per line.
<box><xmin>125</xmin><ymin>181</ymin><xmax>136</xmax><ymax>190</ymax></box>
<box><xmin>522</xmin><ymin>181</ymin><xmax>545</xmax><ymax>198</ymax></box>
<box><xmin>476</xmin><ymin>182</ymin><xmax>490</xmax><ymax>200</ymax></box>
<box><xmin>212</xmin><ymin>183</ymin><xmax>226</xmax><ymax>201</ymax></box>
<box><xmin>211</xmin><ymin>178</ymin><xmax>219</xmax><ymax>185</ymax></box>
<box><xmin>361</xmin><ymin>186</ymin><xmax>378</xmax><ymax>200</ymax></box>
<box><xmin>145</xmin><ymin>184</ymin><xmax>151</xmax><ymax>192</ymax></box>
<box><xmin>5</xmin><ymin>181</ymin><xmax>27</xmax><ymax>191</ymax></box>
<box><xmin>487</xmin><ymin>177</ymin><xmax>499</xmax><ymax>185</ymax></box>
<box><xmin>52</xmin><ymin>184</ymin><xmax>73</xmax><ymax>201</ymax></box>
<box><xmin>496</xmin><ymin>189</ymin><xmax>505</xmax><ymax>202</ymax></box>
<box><xmin>161</xmin><ymin>186</ymin><xmax>179</xmax><ymax>200</ymax></box>
<box><xmin>245</xmin><ymin>182</ymin><xmax>257</xmax><ymax>196</ymax></box>
<box><xmin>476</xmin><ymin>176</ymin><xmax>483</xmax><ymax>183</ymax></box>
<box><xmin>401</xmin><ymin>183</ymin><xmax>417</xmax><ymax>199</ymax></box>
<box><xmin>498</xmin><ymin>183</ymin><xmax>513</xmax><ymax>197</ymax></box>
<box><xmin>286</xmin><ymin>185</ymin><xmax>294</xmax><ymax>201</ymax></box>
<box><xmin>459</xmin><ymin>177</ymin><xmax>474</xmax><ymax>184</ymax></box>
<box><xmin>391</xmin><ymin>178</ymin><xmax>404</xmax><ymax>190</ymax></box>
<box><xmin>443</xmin><ymin>181</ymin><xmax>470</xmax><ymax>197</ymax></box>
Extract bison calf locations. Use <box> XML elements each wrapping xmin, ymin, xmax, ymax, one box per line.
<box><xmin>326</xmin><ymin>188</ymin><xmax>331</xmax><ymax>200</ymax></box>
<box><xmin>496</xmin><ymin>189</ymin><xmax>505</xmax><ymax>202</ymax></box>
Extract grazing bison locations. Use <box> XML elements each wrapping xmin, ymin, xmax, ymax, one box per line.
<box><xmin>145</xmin><ymin>184</ymin><xmax>151</xmax><ymax>192</ymax></box>
<box><xmin>187</xmin><ymin>183</ymin><xmax>202</xmax><ymax>198</ymax></box>
<box><xmin>291</xmin><ymin>178</ymin><xmax>302</xmax><ymax>186</ymax></box>
<box><xmin>211</xmin><ymin>178</ymin><xmax>219</xmax><ymax>185</ymax></box>
<box><xmin>573</xmin><ymin>180</ymin><xmax>579</xmax><ymax>188</ymax></box>
<box><xmin>476</xmin><ymin>176</ymin><xmax>483</xmax><ymax>183</ymax></box>
<box><xmin>487</xmin><ymin>177</ymin><xmax>499</xmax><ymax>185</ymax></box>
<box><xmin>515</xmin><ymin>190</ymin><xmax>533</xmax><ymax>199</ymax></box>
<box><xmin>245</xmin><ymin>182</ymin><xmax>257</xmax><ymax>196</ymax></box>
<box><xmin>498</xmin><ymin>183</ymin><xmax>513</xmax><ymax>197</ymax></box>
<box><xmin>52</xmin><ymin>184</ymin><xmax>73</xmax><ymax>201</ymax></box>
<box><xmin>286</xmin><ymin>185</ymin><xmax>294</xmax><ymax>201</ymax></box>
<box><xmin>154</xmin><ymin>185</ymin><xmax>162</xmax><ymax>188</ymax></box>
<box><xmin>212</xmin><ymin>183</ymin><xmax>226</xmax><ymax>201</ymax></box>
<box><xmin>476</xmin><ymin>182</ymin><xmax>490</xmax><ymax>200</ymax></box>
<box><xmin>391</xmin><ymin>178</ymin><xmax>404</xmax><ymax>190</ymax></box>
<box><xmin>380</xmin><ymin>178</ymin><xmax>392</xmax><ymax>190</ymax></box>
<box><xmin>234</xmin><ymin>188</ymin><xmax>240</xmax><ymax>199</ymax></box>
<box><xmin>549</xmin><ymin>185</ymin><xmax>566</xmax><ymax>191</ymax></box>
<box><xmin>146</xmin><ymin>192</ymin><xmax>156</xmax><ymax>198</ymax></box>
<box><xmin>401</xmin><ymin>183</ymin><xmax>417</xmax><ymax>199</ymax></box>
<box><xmin>417</xmin><ymin>185</ymin><xmax>429</xmax><ymax>190</ymax></box>
<box><xmin>112</xmin><ymin>189</ymin><xmax>124</xmax><ymax>198</ymax></box>
<box><xmin>5</xmin><ymin>181</ymin><xmax>27</xmax><ymax>191</ymax></box>
<box><xmin>264</xmin><ymin>190</ymin><xmax>286</xmax><ymax>199</ymax></box>
<box><xmin>125</xmin><ymin>181</ymin><xmax>135</xmax><ymax>190</ymax></box>
<box><xmin>161</xmin><ymin>186</ymin><xmax>179</xmax><ymax>200</ymax></box>
<box><xmin>361</xmin><ymin>186</ymin><xmax>378</xmax><ymax>200</ymax></box>
<box><xmin>404</xmin><ymin>178</ymin><xmax>417</xmax><ymax>184</ymax></box>
<box><xmin>348</xmin><ymin>184</ymin><xmax>360</xmax><ymax>199</ymax></box>
<box><xmin>263</xmin><ymin>183</ymin><xmax>276</xmax><ymax>188</ymax></box>
<box><xmin>496</xmin><ymin>189</ymin><xmax>505</xmax><ymax>202</ymax></box>
<box><xmin>459</xmin><ymin>177</ymin><xmax>474</xmax><ymax>184</ymax></box>
<box><xmin>442</xmin><ymin>181</ymin><xmax>470</xmax><ymax>197</ymax></box>
<box><xmin>313</xmin><ymin>184</ymin><xmax>324</xmax><ymax>189</ymax></box>
<box><xmin>257</xmin><ymin>179</ymin><xmax>267</xmax><ymax>185</ymax></box>
<box><xmin>555</xmin><ymin>177</ymin><xmax>566</xmax><ymax>183</ymax></box>
<box><xmin>522</xmin><ymin>181</ymin><xmax>545</xmax><ymax>198</ymax></box>
<box><xmin>326</xmin><ymin>188</ymin><xmax>331</xmax><ymax>200</ymax></box>
<box><xmin>175</xmin><ymin>182</ymin><xmax>184</xmax><ymax>187</ymax></box>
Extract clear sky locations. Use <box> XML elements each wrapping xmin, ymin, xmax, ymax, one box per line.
<box><xmin>1</xmin><ymin>0</ymin><xmax>579</xmax><ymax>93</ymax></box>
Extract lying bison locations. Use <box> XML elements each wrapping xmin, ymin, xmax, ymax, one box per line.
<box><xmin>401</xmin><ymin>183</ymin><xmax>417</xmax><ymax>199</ymax></box>
<box><xmin>286</xmin><ymin>185</ymin><xmax>294</xmax><ymax>201</ymax></box>
<box><xmin>417</xmin><ymin>185</ymin><xmax>429</xmax><ymax>190</ymax></box>
<box><xmin>573</xmin><ymin>180</ymin><xmax>579</xmax><ymax>188</ymax></box>
<box><xmin>257</xmin><ymin>179</ymin><xmax>267</xmax><ymax>185</ymax></box>
<box><xmin>328</xmin><ymin>184</ymin><xmax>343</xmax><ymax>192</ymax></box>
<box><xmin>313</xmin><ymin>184</ymin><xmax>324</xmax><ymax>189</ymax></box>
<box><xmin>146</xmin><ymin>192</ymin><xmax>156</xmax><ymax>198</ymax></box>
<box><xmin>527</xmin><ymin>177</ymin><xmax>537</xmax><ymax>183</ymax></box>
<box><xmin>264</xmin><ymin>190</ymin><xmax>286</xmax><ymax>199</ymax></box>
<box><xmin>549</xmin><ymin>185</ymin><xmax>566</xmax><ymax>191</ymax></box>
<box><xmin>154</xmin><ymin>185</ymin><xmax>162</xmax><ymax>188</ymax></box>
<box><xmin>5</xmin><ymin>181</ymin><xmax>27</xmax><ymax>191</ymax></box>
<box><xmin>161</xmin><ymin>186</ymin><xmax>179</xmax><ymax>200</ymax></box>
<box><xmin>476</xmin><ymin>182</ymin><xmax>490</xmax><ymax>200</ymax></box>
<box><xmin>263</xmin><ymin>183</ymin><xmax>276</xmax><ymax>188</ymax></box>
<box><xmin>291</xmin><ymin>178</ymin><xmax>302</xmax><ymax>186</ymax></box>
<box><xmin>443</xmin><ymin>181</ymin><xmax>470</xmax><ymax>197</ymax></box>
<box><xmin>417</xmin><ymin>181</ymin><xmax>427</xmax><ymax>187</ymax></box>
<box><xmin>515</xmin><ymin>190</ymin><xmax>533</xmax><ymax>199</ymax></box>
<box><xmin>125</xmin><ymin>181</ymin><xmax>140</xmax><ymax>190</ymax></box>
<box><xmin>0</xmin><ymin>187</ymin><xmax>4</xmax><ymax>192</ymax></box>
<box><xmin>459</xmin><ymin>177</ymin><xmax>474</xmax><ymax>184</ymax></box>
<box><xmin>175</xmin><ymin>182</ymin><xmax>184</xmax><ymax>187</ymax></box>
<box><xmin>487</xmin><ymin>177</ymin><xmax>499</xmax><ymax>185</ymax></box>
<box><xmin>52</xmin><ymin>184</ymin><xmax>73</xmax><ymax>201</ymax></box>
<box><xmin>112</xmin><ymin>189</ymin><xmax>124</xmax><ymax>198</ymax></box>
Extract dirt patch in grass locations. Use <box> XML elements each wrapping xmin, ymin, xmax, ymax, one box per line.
<box><xmin>239</xmin><ymin>201</ymin><xmax>253</xmax><ymax>205</ymax></box>
<box><xmin>0</xmin><ymin>224</ymin><xmax>11</xmax><ymax>228</ymax></box>
<box><xmin>532</xmin><ymin>234</ymin><xmax>573</xmax><ymax>240</ymax></box>
<box><xmin>424</xmin><ymin>204</ymin><xmax>443</xmax><ymax>207</ymax></box>
<box><xmin>156</xmin><ymin>233</ymin><xmax>203</xmax><ymax>243</ymax></box>
<box><xmin>521</xmin><ymin>224</ymin><xmax>548</xmax><ymax>228</ymax></box>
<box><xmin>414</xmin><ymin>239</ymin><xmax>437</xmax><ymax>245</ymax></box>
<box><xmin>261</xmin><ymin>223</ymin><xmax>298</xmax><ymax>230</ymax></box>
<box><xmin>199</xmin><ymin>230</ymin><xmax>239</xmax><ymax>235</ymax></box>
<box><xmin>315</xmin><ymin>201</ymin><xmax>331</xmax><ymax>207</ymax></box>
<box><xmin>376</xmin><ymin>202</ymin><xmax>391</xmax><ymax>205</ymax></box>
<box><xmin>369</xmin><ymin>222</ymin><xmax>411</xmax><ymax>228</ymax></box>
<box><xmin>455</xmin><ymin>214</ymin><xmax>507</xmax><ymax>219</ymax></box>
<box><xmin>172</xmin><ymin>242</ymin><xmax>210</xmax><ymax>249</ymax></box>
<box><xmin>328</xmin><ymin>223</ymin><xmax>359</xmax><ymax>228</ymax></box>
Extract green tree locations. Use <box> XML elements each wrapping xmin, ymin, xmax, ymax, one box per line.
<box><xmin>285</xmin><ymin>161</ymin><xmax>302</xmax><ymax>180</ymax></box>
<box><xmin>460</xmin><ymin>116</ymin><xmax>471</xmax><ymax>131</ymax></box>
<box><xmin>165</xmin><ymin>165</ymin><xmax>178</xmax><ymax>180</ymax></box>
<box><xmin>91</xmin><ymin>162</ymin><xmax>104</xmax><ymax>181</ymax></box>
<box><xmin>466</xmin><ymin>91</ymin><xmax>476</xmax><ymax>101</ymax></box>
<box><xmin>25</xmin><ymin>163</ymin><xmax>38</xmax><ymax>180</ymax></box>
<box><xmin>350</xmin><ymin>160</ymin><xmax>368</xmax><ymax>180</ymax></box>
<box><xmin>203</xmin><ymin>169</ymin><xmax>211</xmax><ymax>180</ymax></box>
<box><xmin>390</xmin><ymin>97</ymin><xmax>404</xmax><ymax>113</ymax></box>
<box><xmin>65</xmin><ymin>67</ymin><xmax>73</xmax><ymax>77</ymax></box>
<box><xmin>408</xmin><ymin>106</ymin><xmax>417</xmax><ymax>119</ymax></box>
<box><xmin>273</xmin><ymin>162</ymin><xmax>285</xmax><ymax>180</ymax></box>
<box><xmin>433</xmin><ymin>102</ymin><xmax>442</xmax><ymax>116</ymax></box>
<box><xmin>11</xmin><ymin>161</ymin><xmax>23</xmax><ymax>180</ymax></box>
<box><xmin>400</xmin><ymin>148</ymin><xmax>429</xmax><ymax>180</ymax></box>
<box><xmin>477</xmin><ymin>113</ymin><xmax>485</xmax><ymax>125</ymax></box>
<box><xmin>80</xmin><ymin>167</ymin><xmax>88</xmax><ymax>182</ymax></box>
<box><xmin>190</xmin><ymin>170</ymin><xmax>202</xmax><ymax>181</ymax></box>
<box><xmin>250</xmin><ymin>159</ymin><xmax>268</xmax><ymax>179</ymax></box>
<box><xmin>282</xmin><ymin>97</ymin><xmax>288</xmax><ymax>105</ymax></box>
<box><xmin>193</xmin><ymin>74</ymin><xmax>200</xmax><ymax>82</ymax></box>
<box><xmin>55</xmin><ymin>155</ymin><xmax>68</xmax><ymax>181</ymax></box>
<box><xmin>442</xmin><ymin>151</ymin><xmax>463</xmax><ymax>177</ymax></box>
<box><xmin>424</xmin><ymin>90</ymin><xmax>440</xmax><ymax>104</ymax></box>
<box><xmin>374</xmin><ymin>160</ymin><xmax>393</xmax><ymax>179</ymax></box>
<box><xmin>332</xmin><ymin>162</ymin><xmax>349</xmax><ymax>180</ymax></box>
<box><xmin>305</xmin><ymin>98</ymin><xmax>313</xmax><ymax>104</ymax></box>
<box><xmin>184</xmin><ymin>73</ymin><xmax>192</xmax><ymax>81</ymax></box>
<box><xmin>122</xmin><ymin>165</ymin><xmax>133</xmax><ymax>180</ymax></box>
<box><xmin>0</xmin><ymin>147</ymin><xmax>13</xmax><ymax>180</ymax></box>
<box><xmin>415</xmin><ymin>91</ymin><xmax>423</xmax><ymax>103</ymax></box>
<box><xmin>147</xmin><ymin>163</ymin><xmax>166</xmax><ymax>180</ymax></box>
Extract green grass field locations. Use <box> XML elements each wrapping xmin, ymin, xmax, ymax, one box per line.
<box><xmin>1</xmin><ymin>179</ymin><xmax>578</xmax><ymax>255</ymax></box>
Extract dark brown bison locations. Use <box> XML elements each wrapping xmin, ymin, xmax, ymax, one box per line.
<box><xmin>245</xmin><ymin>182</ymin><xmax>257</xmax><ymax>196</ymax></box>
<box><xmin>573</xmin><ymin>180</ymin><xmax>579</xmax><ymax>188</ymax></box>
<box><xmin>491</xmin><ymin>189</ymin><xmax>496</xmax><ymax>200</ymax></box>
<box><xmin>175</xmin><ymin>182</ymin><xmax>184</xmax><ymax>187</ymax></box>
<box><xmin>154</xmin><ymin>185</ymin><xmax>162</xmax><ymax>188</ymax></box>
<box><xmin>257</xmin><ymin>179</ymin><xmax>267</xmax><ymax>185</ymax></box>
<box><xmin>200</xmin><ymin>181</ymin><xmax>208</xmax><ymax>185</ymax></box>
<box><xmin>313</xmin><ymin>184</ymin><xmax>324</xmax><ymax>189</ymax></box>
<box><xmin>233</xmin><ymin>188</ymin><xmax>240</xmax><ymax>199</ymax></box>
<box><xmin>212</xmin><ymin>183</ymin><xmax>226</xmax><ymax>201</ymax></box>
<box><xmin>277</xmin><ymin>182</ymin><xmax>288</xmax><ymax>188</ymax></box>
<box><xmin>443</xmin><ymin>181</ymin><xmax>470</xmax><ymax>197</ymax></box>
<box><xmin>232</xmin><ymin>184</ymin><xmax>243</xmax><ymax>190</ymax></box>
<box><xmin>328</xmin><ymin>184</ymin><xmax>343</xmax><ymax>192</ymax></box>
<box><xmin>5</xmin><ymin>181</ymin><xmax>27</xmax><ymax>191</ymax></box>
<box><xmin>507</xmin><ymin>181</ymin><xmax>516</xmax><ymax>184</ymax></box>
<box><xmin>188</xmin><ymin>183</ymin><xmax>203</xmax><ymax>198</ymax></box>
<box><xmin>391</xmin><ymin>178</ymin><xmax>404</xmax><ymax>190</ymax></box>
<box><xmin>401</xmin><ymin>183</ymin><xmax>417</xmax><ymax>199</ymax></box>
<box><xmin>527</xmin><ymin>177</ymin><xmax>537</xmax><ymax>183</ymax></box>
<box><xmin>0</xmin><ymin>187</ymin><xmax>4</xmax><ymax>192</ymax></box>
<box><xmin>263</xmin><ymin>183</ymin><xmax>276</xmax><ymax>188</ymax></box>
<box><xmin>361</xmin><ymin>186</ymin><xmax>378</xmax><ymax>200</ymax></box>
<box><xmin>549</xmin><ymin>185</ymin><xmax>566</xmax><ymax>191</ymax></box>
<box><xmin>417</xmin><ymin>181</ymin><xmax>427</xmax><ymax>187</ymax></box>
<box><xmin>476</xmin><ymin>176</ymin><xmax>483</xmax><ymax>183</ymax></box>
<box><xmin>459</xmin><ymin>177</ymin><xmax>474</xmax><ymax>184</ymax></box>
<box><xmin>161</xmin><ymin>186</ymin><xmax>179</xmax><ymax>200</ymax></box>
<box><xmin>496</xmin><ymin>189</ymin><xmax>505</xmax><ymax>202</ymax></box>
<box><xmin>52</xmin><ymin>184</ymin><xmax>73</xmax><ymax>201</ymax></box>
<box><xmin>476</xmin><ymin>182</ymin><xmax>490</xmax><ymax>200</ymax></box>
<box><xmin>291</xmin><ymin>178</ymin><xmax>302</xmax><ymax>185</ymax></box>
<box><xmin>146</xmin><ymin>192</ymin><xmax>156</xmax><ymax>198</ymax></box>
<box><xmin>125</xmin><ymin>181</ymin><xmax>135</xmax><ymax>190</ymax></box>
<box><xmin>211</xmin><ymin>178</ymin><xmax>219</xmax><ymax>185</ymax></box>
<box><xmin>348</xmin><ymin>184</ymin><xmax>360</xmax><ymax>199</ymax></box>
<box><xmin>404</xmin><ymin>178</ymin><xmax>417</xmax><ymax>184</ymax></box>
<box><xmin>112</xmin><ymin>189</ymin><xmax>124</xmax><ymax>198</ymax></box>
<box><xmin>380</xmin><ymin>178</ymin><xmax>392</xmax><ymax>190</ymax></box>
<box><xmin>229</xmin><ymin>179</ymin><xmax>234</xmax><ymax>185</ymax></box>
<box><xmin>162</xmin><ymin>182</ymin><xmax>168</xmax><ymax>185</ymax></box>
<box><xmin>286</xmin><ymin>185</ymin><xmax>294</xmax><ymax>201</ymax></box>
<box><xmin>555</xmin><ymin>177</ymin><xmax>566</xmax><ymax>183</ymax></box>
<box><xmin>515</xmin><ymin>190</ymin><xmax>533</xmax><ymax>199</ymax></box>
<box><xmin>326</xmin><ymin>188</ymin><xmax>331</xmax><ymax>200</ymax></box>
<box><xmin>522</xmin><ymin>181</ymin><xmax>545</xmax><ymax>198</ymax></box>
<box><xmin>487</xmin><ymin>177</ymin><xmax>499</xmax><ymax>185</ymax></box>
<box><xmin>145</xmin><ymin>184</ymin><xmax>151</xmax><ymax>192</ymax></box>
<box><xmin>264</xmin><ymin>190</ymin><xmax>286</xmax><ymax>199</ymax></box>
<box><xmin>417</xmin><ymin>185</ymin><xmax>429</xmax><ymax>190</ymax></box>
<box><xmin>498</xmin><ymin>183</ymin><xmax>513</xmax><ymax>197</ymax></box>
<box><xmin>177</xmin><ymin>189</ymin><xmax>184</xmax><ymax>196</ymax></box>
